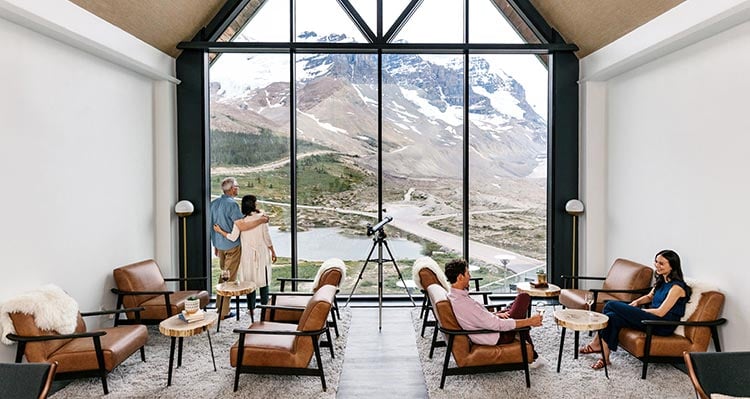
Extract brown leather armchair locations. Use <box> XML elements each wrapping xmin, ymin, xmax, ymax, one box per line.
<box><xmin>559</xmin><ymin>258</ymin><xmax>653</xmax><ymax>312</ymax></box>
<box><xmin>112</xmin><ymin>259</ymin><xmax>210</xmax><ymax>325</ymax></box>
<box><xmin>427</xmin><ymin>284</ymin><xmax>533</xmax><ymax>389</ymax></box>
<box><xmin>230</xmin><ymin>284</ymin><xmax>337</xmax><ymax>392</ymax></box>
<box><xmin>6</xmin><ymin>309</ymin><xmax>148</xmax><ymax>394</ymax></box>
<box><xmin>263</xmin><ymin>264</ymin><xmax>343</xmax><ymax>337</ymax></box>
<box><xmin>618</xmin><ymin>290</ymin><xmax>726</xmax><ymax>379</ymax></box>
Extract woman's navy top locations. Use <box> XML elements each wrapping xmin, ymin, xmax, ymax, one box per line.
<box><xmin>651</xmin><ymin>280</ymin><xmax>689</xmax><ymax>321</ymax></box>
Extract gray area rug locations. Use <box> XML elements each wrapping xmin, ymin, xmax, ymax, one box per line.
<box><xmin>411</xmin><ymin>307</ymin><xmax>695</xmax><ymax>399</ymax></box>
<box><xmin>51</xmin><ymin>308</ymin><xmax>351</xmax><ymax>398</ymax></box>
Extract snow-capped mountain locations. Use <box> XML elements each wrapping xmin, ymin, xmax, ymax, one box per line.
<box><xmin>209</xmin><ymin>32</ymin><xmax>547</xmax><ymax>180</ymax></box>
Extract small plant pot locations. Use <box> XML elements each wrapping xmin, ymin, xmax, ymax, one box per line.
<box><xmin>184</xmin><ymin>298</ymin><xmax>201</xmax><ymax>314</ymax></box>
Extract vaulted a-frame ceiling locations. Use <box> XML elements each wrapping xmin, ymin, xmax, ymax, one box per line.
<box><xmin>68</xmin><ymin>0</ymin><xmax>683</xmax><ymax>58</ymax></box>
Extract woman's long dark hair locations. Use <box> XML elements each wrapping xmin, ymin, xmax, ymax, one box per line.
<box><xmin>654</xmin><ymin>249</ymin><xmax>691</xmax><ymax>300</ymax></box>
<box><xmin>240</xmin><ymin>195</ymin><xmax>260</xmax><ymax>216</ymax></box>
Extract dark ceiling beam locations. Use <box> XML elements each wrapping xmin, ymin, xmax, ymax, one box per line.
<box><xmin>383</xmin><ymin>0</ymin><xmax>423</xmax><ymax>43</ymax></box>
<box><xmin>202</xmin><ymin>0</ymin><xmax>252</xmax><ymax>41</ymax></box>
<box><xmin>178</xmin><ymin>41</ymin><xmax>578</xmax><ymax>53</ymax></box>
<box><xmin>507</xmin><ymin>0</ymin><xmax>563</xmax><ymax>43</ymax></box>
<box><xmin>337</xmin><ymin>0</ymin><xmax>377</xmax><ymax>43</ymax></box>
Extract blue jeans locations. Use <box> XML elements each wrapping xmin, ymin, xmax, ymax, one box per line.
<box><xmin>600</xmin><ymin>301</ymin><xmax>678</xmax><ymax>352</ymax></box>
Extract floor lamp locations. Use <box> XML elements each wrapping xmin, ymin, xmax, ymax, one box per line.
<box><xmin>565</xmin><ymin>199</ymin><xmax>584</xmax><ymax>289</ymax></box>
<box><xmin>175</xmin><ymin>200</ymin><xmax>195</xmax><ymax>291</ymax></box>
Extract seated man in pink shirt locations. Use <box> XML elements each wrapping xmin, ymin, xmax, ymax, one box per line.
<box><xmin>445</xmin><ymin>258</ymin><xmax>545</xmax><ymax>367</ymax></box>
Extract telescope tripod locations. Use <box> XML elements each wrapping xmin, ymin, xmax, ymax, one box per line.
<box><xmin>345</xmin><ymin>229</ymin><xmax>416</xmax><ymax>330</ymax></box>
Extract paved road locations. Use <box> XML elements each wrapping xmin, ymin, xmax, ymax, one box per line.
<box><xmin>251</xmin><ymin>199</ymin><xmax>543</xmax><ymax>276</ymax></box>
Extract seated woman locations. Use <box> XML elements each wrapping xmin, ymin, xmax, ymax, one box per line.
<box><xmin>580</xmin><ymin>249</ymin><xmax>691</xmax><ymax>369</ymax></box>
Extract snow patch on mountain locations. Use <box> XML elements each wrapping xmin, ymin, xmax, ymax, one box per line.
<box><xmin>400</xmin><ymin>88</ymin><xmax>463</xmax><ymax>126</ymax></box>
<box><xmin>298</xmin><ymin>111</ymin><xmax>348</xmax><ymax>135</ymax></box>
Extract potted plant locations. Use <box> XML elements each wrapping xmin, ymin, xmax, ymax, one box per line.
<box><xmin>184</xmin><ymin>296</ymin><xmax>201</xmax><ymax>314</ymax></box>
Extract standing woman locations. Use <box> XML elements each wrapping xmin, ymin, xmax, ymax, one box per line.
<box><xmin>580</xmin><ymin>249</ymin><xmax>691</xmax><ymax>369</ymax></box>
<box><xmin>214</xmin><ymin>195</ymin><xmax>277</xmax><ymax>313</ymax></box>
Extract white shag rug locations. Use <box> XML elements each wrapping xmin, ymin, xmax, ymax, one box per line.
<box><xmin>411</xmin><ymin>307</ymin><xmax>696</xmax><ymax>399</ymax></box>
<box><xmin>51</xmin><ymin>307</ymin><xmax>352</xmax><ymax>398</ymax></box>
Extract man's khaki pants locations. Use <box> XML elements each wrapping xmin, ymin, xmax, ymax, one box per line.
<box><xmin>217</xmin><ymin>245</ymin><xmax>241</xmax><ymax>318</ymax></box>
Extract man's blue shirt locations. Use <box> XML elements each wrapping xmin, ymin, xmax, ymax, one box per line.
<box><xmin>210</xmin><ymin>194</ymin><xmax>243</xmax><ymax>250</ymax></box>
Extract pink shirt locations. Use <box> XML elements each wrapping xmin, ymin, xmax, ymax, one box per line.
<box><xmin>447</xmin><ymin>287</ymin><xmax>516</xmax><ymax>346</ymax></box>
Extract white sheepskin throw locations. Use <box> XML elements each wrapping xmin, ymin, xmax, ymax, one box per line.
<box><xmin>674</xmin><ymin>278</ymin><xmax>719</xmax><ymax>337</ymax></box>
<box><xmin>0</xmin><ymin>284</ymin><xmax>79</xmax><ymax>345</ymax></box>
<box><xmin>411</xmin><ymin>257</ymin><xmax>451</xmax><ymax>291</ymax></box>
<box><xmin>313</xmin><ymin>258</ymin><xmax>347</xmax><ymax>289</ymax></box>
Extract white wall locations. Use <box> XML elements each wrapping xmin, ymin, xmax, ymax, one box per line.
<box><xmin>580</xmin><ymin>1</ymin><xmax>750</xmax><ymax>351</ymax></box>
<box><xmin>0</xmin><ymin>1</ymin><xmax>178</xmax><ymax>361</ymax></box>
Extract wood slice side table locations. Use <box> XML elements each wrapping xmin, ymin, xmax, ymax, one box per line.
<box><xmin>159</xmin><ymin>312</ymin><xmax>218</xmax><ymax>386</ymax></box>
<box><xmin>516</xmin><ymin>282</ymin><xmax>561</xmax><ymax>316</ymax></box>
<box><xmin>553</xmin><ymin>309</ymin><xmax>610</xmax><ymax>378</ymax></box>
<box><xmin>215</xmin><ymin>281</ymin><xmax>256</xmax><ymax>331</ymax></box>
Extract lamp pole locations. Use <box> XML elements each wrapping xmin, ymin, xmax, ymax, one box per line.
<box><xmin>565</xmin><ymin>199</ymin><xmax>584</xmax><ymax>289</ymax></box>
<box><xmin>175</xmin><ymin>200</ymin><xmax>195</xmax><ymax>291</ymax></box>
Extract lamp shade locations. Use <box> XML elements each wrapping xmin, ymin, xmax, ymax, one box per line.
<box><xmin>175</xmin><ymin>200</ymin><xmax>194</xmax><ymax>217</ymax></box>
<box><xmin>565</xmin><ymin>199</ymin><xmax>584</xmax><ymax>216</ymax></box>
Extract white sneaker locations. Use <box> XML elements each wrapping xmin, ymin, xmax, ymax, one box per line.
<box><xmin>529</xmin><ymin>357</ymin><xmax>547</xmax><ymax>369</ymax></box>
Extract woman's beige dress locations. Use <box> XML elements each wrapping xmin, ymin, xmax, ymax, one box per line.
<box><xmin>226</xmin><ymin>212</ymin><xmax>273</xmax><ymax>287</ymax></box>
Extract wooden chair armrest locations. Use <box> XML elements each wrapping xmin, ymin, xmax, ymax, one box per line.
<box><xmin>560</xmin><ymin>275</ymin><xmax>606</xmax><ymax>282</ymax></box>
<box><xmin>277</xmin><ymin>277</ymin><xmax>315</xmax><ymax>291</ymax></box>
<box><xmin>590</xmin><ymin>287</ymin><xmax>652</xmax><ymax>295</ymax></box>
<box><xmin>268</xmin><ymin>292</ymin><xmax>314</xmax><ymax>297</ymax></box>
<box><xmin>6</xmin><ymin>330</ymin><xmax>106</xmax><ymax>343</ymax></box>
<box><xmin>111</xmin><ymin>288</ymin><xmax>175</xmax><ymax>295</ymax></box>
<box><xmin>81</xmin><ymin>307</ymin><xmax>144</xmax><ymax>317</ymax></box>
<box><xmin>438</xmin><ymin>326</ymin><xmax>531</xmax><ymax>336</ymax></box>
<box><xmin>164</xmin><ymin>276</ymin><xmax>208</xmax><ymax>282</ymax></box>
<box><xmin>257</xmin><ymin>304</ymin><xmax>305</xmax><ymax>312</ymax></box>
<box><xmin>233</xmin><ymin>327</ymin><xmax>327</xmax><ymax>336</ymax></box>
<box><xmin>641</xmin><ymin>318</ymin><xmax>727</xmax><ymax>327</ymax></box>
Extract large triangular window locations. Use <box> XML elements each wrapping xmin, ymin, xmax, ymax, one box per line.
<box><xmin>207</xmin><ymin>0</ymin><xmax>553</xmax><ymax>298</ymax></box>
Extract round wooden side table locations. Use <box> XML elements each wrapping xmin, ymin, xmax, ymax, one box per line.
<box><xmin>516</xmin><ymin>282</ymin><xmax>561</xmax><ymax>316</ymax></box>
<box><xmin>159</xmin><ymin>312</ymin><xmax>218</xmax><ymax>386</ymax></box>
<box><xmin>215</xmin><ymin>281</ymin><xmax>256</xmax><ymax>331</ymax></box>
<box><xmin>553</xmin><ymin>308</ymin><xmax>610</xmax><ymax>378</ymax></box>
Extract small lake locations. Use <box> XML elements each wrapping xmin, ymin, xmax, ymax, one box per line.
<box><xmin>269</xmin><ymin>226</ymin><xmax>424</xmax><ymax>261</ymax></box>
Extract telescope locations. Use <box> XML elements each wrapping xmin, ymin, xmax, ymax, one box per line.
<box><xmin>367</xmin><ymin>216</ymin><xmax>393</xmax><ymax>236</ymax></box>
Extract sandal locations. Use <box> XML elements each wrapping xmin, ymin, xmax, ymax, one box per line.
<box><xmin>579</xmin><ymin>344</ymin><xmax>600</xmax><ymax>354</ymax></box>
<box><xmin>591</xmin><ymin>358</ymin><xmax>610</xmax><ymax>370</ymax></box>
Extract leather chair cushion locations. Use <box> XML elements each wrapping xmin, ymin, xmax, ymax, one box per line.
<box><xmin>9</xmin><ymin>313</ymin><xmax>86</xmax><ymax>363</ymax></box>
<box><xmin>314</xmin><ymin>269</ymin><xmax>342</xmax><ymax>291</ymax></box>
<box><xmin>418</xmin><ymin>268</ymin><xmax>440</xmax><ymax>289</ymax></box>
<box><xmin>113</xmin><ymin>260</ymin><xmax>168</xmax><ymax>309</ymax></box>
<box><xmin>463</xmin><ymin>338</ymin><xmax>532</xmax><ymax>367</ymax></box>
<box><xmin>266</xmin><ymin>295</ymin><xmax>309</xmax><ymax>323</ymax></box>
<box><xmin>231</xmin><ymin>286</ymin><xmax>336</xmax><ymax>370</ymax></box>
<box><xmin>230</xmin><ymin>322</ymin><xmax>299</xmax><ymax>367</ymax></box>
<box><xmin>48</xmin><ymin>324</ymin><xmax>147</xmax><ymax>373</ymax></box>
<box><xmin>559</xmin><ymin>258</ymin><xmax>652</xmax><ymax>310</ymax></box>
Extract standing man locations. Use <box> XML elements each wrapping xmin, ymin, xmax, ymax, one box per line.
<box><xmin>210</xmin><ymin>177</ymin><xmax>268</xmax><ymax>319</ymax></box>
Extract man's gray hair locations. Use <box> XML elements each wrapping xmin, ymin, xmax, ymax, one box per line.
<box><xmin>221</xmin><ymin>177</ymin><xmax>238</xmax><ymax>193</ymax></box>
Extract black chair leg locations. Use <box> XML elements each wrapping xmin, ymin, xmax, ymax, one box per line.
<box><xmin>140</xmin><ymin>346</ymin><xmax>146</xmax><ymax>362</ymax></box>
<box><xmin>329</xmin><ymin>308</ymin><xmax>339</xmax><ymax>337</ymax></box>
<box><xmin>421</xmin><ymin>302</ymin><xmax>431</xmax><ymax>337</ymax></box>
